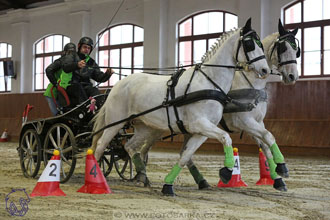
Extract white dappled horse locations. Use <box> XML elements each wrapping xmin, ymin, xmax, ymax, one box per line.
<box><xmin>91</xmin><ymin>18</ymin><xmax>270</xmax><ymax>196</ymax></box>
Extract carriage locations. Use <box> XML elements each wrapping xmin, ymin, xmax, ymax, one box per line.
<box><xmin>17</xmin><ymin>91</ymin><xmax>137</xmax><ymax>183</ymax></box>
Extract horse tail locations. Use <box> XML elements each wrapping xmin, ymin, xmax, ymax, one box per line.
<box><xmin>90</xmin><ymin>104</ymin><xmax>106</xmax><ymax>152</ymax></box>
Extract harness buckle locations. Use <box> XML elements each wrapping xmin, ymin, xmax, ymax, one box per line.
<box><xmin>243</xmin><ymin>64</ymin><xmax>250</xmax><ymax>72</ymax></box>
<box><xmin>194</xmin><ymin>63</ymin><xmax>202</xmax><ymax>70</ymax></box>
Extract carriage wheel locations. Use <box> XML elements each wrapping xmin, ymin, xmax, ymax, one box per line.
<box><xmin>19</xmin><ymin>129</ymin><xmax>42</xmax><ymax>178</ymax></box>
<box><xmin>114</xmin><ymin>152</ymin><xmax>134</xmax><ymax>180</ymax></box>
<box><xmin>98</xmin><ymin>148</ymin><xmax>114</xmax><ymax>177</ymax></box>
<box><xmin>43</xmin><ymin>123</ymin><xmax>76</xmax><ymax>183</ymax></box>
<box><xmin>114</xmin><ymin>153</ymin><xmax>149</xmax><ymax>181</ymax></box>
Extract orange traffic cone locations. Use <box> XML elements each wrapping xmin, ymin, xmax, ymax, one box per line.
<box><xmin>77</xmin><ymin>149</ymin><xmax>112</xmax><ymax>194</ymax></box>
<box><xmin>256</xmin><ymin>148</ymin><xmax>274</xmax><ymax>185</ymax></box>
<box><xmin>0</xmin><ymin>129</ymin><xmax>8</xmax><ymax>142</ymax></box>
<box><xmin>217</xmin><ymin>147</ymin><xmax>248</xmax><ymax>188</ymax></box>
<box><xmin>30</xmin><ymin>150</ymin><xmax>66</xmax><ymax>197</ymax></box>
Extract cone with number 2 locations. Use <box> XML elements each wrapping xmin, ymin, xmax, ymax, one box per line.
<box><xmin>77</xmin><ymin>149</ymin><xmax>112</xmax><ymax>194</ymax></box>
<box><xmin>30</xmin><ymin>150</ymin><xmax>66</xmax><ymax>197</ymax></box>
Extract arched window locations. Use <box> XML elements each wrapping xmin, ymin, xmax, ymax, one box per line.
<box><xmin>0</xmin><ymin>42</ymin><xmax>12</xmax><ymax>92</ymax></box>
<box><xmin>284</xmin><ymin>0</ymin><xmax>330</xmax><ymax>77</ymax></box>
<box><xmin>178</xmin><ymin>10</ymin><xmax>238</xmax><ymax>66</ymax></box>
<box><xmin>34</xmin><ymin>34</ymin><xmax>70</xmax><ymax>90</ymax></box>
<box><xmin>97</xmin><ymin>24</ymin><xmax>144</xmax><ymax>87</ymax></box>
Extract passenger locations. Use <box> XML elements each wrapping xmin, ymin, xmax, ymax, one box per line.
<box><xmin>44</xmin><ymin>42</ymin><xmax>76</xmax><ymax>115</ymax></box>
<box><xmin>62</xmin><ymin>37</ymin><xmax>113</xmax><ymax>107</ymax></box>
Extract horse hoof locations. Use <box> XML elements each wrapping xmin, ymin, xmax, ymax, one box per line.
<box><xmin>161</xmin><ymin>184</ymin><xmax>175</xmax><ymax>196</ymax></box>
<box><xmin>276</xmin><ymin>163</ymin><xmax>289</xmax><ymax>178</ymax></box>
<box><xmin>219</xmin><ymin>167</ymin><xmax>233</xmax><ymax>184</ymax></box>
<box><xmin>273</xmin><ymin>178</ymin><xmax>287</xmax><ymax>192</ymax></box>
<box><xmin>198</xmin><ymin>179</ymin><xmax>211</xmax><ymax>190</ymax></box>
<box><xmin>133</xmin><ymin>172</ymin><xmax>150</xmax><ymax>187</ymax></box>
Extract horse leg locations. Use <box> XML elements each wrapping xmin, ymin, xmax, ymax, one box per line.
<box><xmin>189</xmin><ymin>118</ymin><xmax>235</xmax><ymax>184</ymax></box>
<box><xmin>124</xmin><ymin>123</ymin><xmax>163</xmax><ymax>186</ymax></box>
<box><xmin>162</xmin><ymin>134</ymin><xmax>208</xmax><ymax>196</ymax></box>
<box><xmin>94</xmin><ymin>124</ymin><xmax>124</xmax><ymax>161</ymax></box>
<box><xmin>241</xmin><ymin>120</ymin><xmax>287</xmax><ymax>191</ymax></box>
<box><xmin>254</xmin><ymin>137</ymin><xmax>289</xmax><ymax>178</ymax></box>
<box><xmin>181</xmin><ymin>134</ymin><xmax>210</xmax><ymax>190</ymax></box>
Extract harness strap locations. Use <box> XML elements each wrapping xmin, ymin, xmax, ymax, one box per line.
<box><xmin>169</xmin><ymin>69</ymin><xmax>189</xmax><ymax>134</ymax></box>
<box><xmin>198</xmin><ymin>68</ymin><xmax>231</xmax><ymax>104</ymax></box>
<box><xmin>163</xmin><ymin>68</ymin><xmax>188</xmax><ymax>136</ymax></box>
<box><xmin>220</xmin><ymin>118</ymin><xmax>234</xmax><ymax>133</ymax></box>
<box><xmin>164</xmin><ymin>85</ymin><xmax>175</xmax><ymax>140</ymax></box>
<box><xmin>239</xmin><ymin>71</ymin><xmax>255</xmax><ymax>89</ymax></box>
<box><xmin>279</xmin><ymin>60</ymin><xmax>297</xmax><ymax>66</ymax></box>
<box><xmin>247</xmin><ymin>55</ymin><xmax>266</xmax><ymax>65</ymax></box>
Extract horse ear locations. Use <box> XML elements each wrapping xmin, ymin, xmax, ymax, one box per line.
<box><xmin>243</xmin><ymin>18</ymin><xmax>252</xmax><ymax>34</ymax></box>
<box><xmin>278</xmin><ymin>19</ymin><xmax>286</xmax><ymax>36</ymax></box>
<box><xmin>291</xmin><ymin>27</ymin><xmax>298</xmax><ymax>36</ymax></box>
<box><xmin>244</xmin><ymin>18</ymin><xmax>252</xmax><ymax>29</ymax></box>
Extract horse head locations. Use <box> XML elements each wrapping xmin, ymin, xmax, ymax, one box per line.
<box><xmin>234</xmin><ymin>18</ymin><xmax>270</xmax><ymax>79</ymax></box>
<box><xmin>270</xmin><ymin>19</ymin><xmax>300</xmax><ymax>84</ymax></box>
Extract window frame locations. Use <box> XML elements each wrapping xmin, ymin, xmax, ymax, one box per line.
<box><xmin>177</xmin><ymin>10</ymin><xmax>238</xmax><ymax>66</ymax></box>
<box><xmin>34</xmin><ymin>34</ymin><xmax>70</xmax><ymax>91</ymax></box>
<box><xmin>283</xmin><ymin>0</ymin><xmax>330</xmax><ymax>78</ymax></box>
<box><xmin>0</xmin><ymin>42</ymin><xmax>12</xmax><ymax>93</ymax></box>
<box><xmin>97</xmin><ymin>23</ymin><xmax>144</xmax><ymax>87</ymax></box>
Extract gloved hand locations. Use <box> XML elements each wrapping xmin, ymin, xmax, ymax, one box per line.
<box><xmin>106</xmin><ymin>68</ymin><xmax>115</xmax><ymax>75</ymax></box>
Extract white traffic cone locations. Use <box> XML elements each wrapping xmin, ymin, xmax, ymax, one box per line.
<box><xmin>0</xmin><ymin>129</ymin><xmax>8</xmax><ymax>142</ymax></box>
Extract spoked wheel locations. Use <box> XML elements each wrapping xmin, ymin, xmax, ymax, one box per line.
<box><xmin>43</xmin><ymin>123</ymin><xmax>76</xmax><ymax>183</ymax></box>
<box><xmin>114</xmin><ymin>150</ymin><xmax>149</xmax><ymax>181</ymax></box>
<box><xmin>98</xmin><ymin>148</ymin><xmax>114</xmax><ymax>177</ymax></box>
<box><xmin>19</xmin><ymin>129</ymin><xmax>42</xmax><ymax>178</ymax></box>
<box><xmin>114</xmin><ymin>151</ymin><xmax>134</xmax><ymax>180</ymax></box>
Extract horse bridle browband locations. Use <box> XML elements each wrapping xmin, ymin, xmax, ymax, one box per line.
<box><xmin>270</xmin><ymin>33</ymin><xmax>300</xmax><ymax>67</ymax></box>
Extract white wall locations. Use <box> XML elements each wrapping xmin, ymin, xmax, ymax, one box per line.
<box><xmin>0</xmin><ymin>0</ymin><xmax>295</xmax><ymax>93</ymax></box>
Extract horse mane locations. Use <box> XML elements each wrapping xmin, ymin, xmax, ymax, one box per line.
<box><xmin>201</xmin><ymin>28</ymin><xmax>241</xmax><ymax>63</ymax></box>
<box><xmin>262</xmin><ymin>32</ymin><xmax>280</xmax><ymax>65</ymax></box>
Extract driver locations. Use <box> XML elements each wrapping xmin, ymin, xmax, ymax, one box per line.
<box><xmin>62</xmin><ymin>37</ymin><xmax>113</xmax><ymax>107</ymax></box>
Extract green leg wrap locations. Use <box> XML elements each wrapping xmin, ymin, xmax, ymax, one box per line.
<box><xmin>164</xmin><ymin>164</ymin><xmax>182</xmax><ymax>184</ymax></box>
<box><xmin>188</xmin><ymin>165</ymin><xmax>204</xmax><ymax>184</ymax></box>
<box><xmin>270</xmin><ymin>143</ymin><xmax>284</xmax><ymax>164</ymax></box>
<box><xmin>267</xmin><ymin>158</ymin><xmax>278</xmax><ymax>180</ymax></box>
<box><xmin>132</xmin><ymin>153</ymin><xmax>146</xmax><ymax>173</ymax></box>
<box><xmin>224</xmin><ymin>146</ymin><xmax>234</xmax><ymax>168</ymax></box>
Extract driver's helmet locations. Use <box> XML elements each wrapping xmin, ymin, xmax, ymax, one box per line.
<box><xmin>78</xmin><ymin>37</ymin><xmax>93</xmax><ymax>51</ymax></box>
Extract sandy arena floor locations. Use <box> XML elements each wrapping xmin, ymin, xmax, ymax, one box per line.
<box><xmin>0</xmin><ymin>141</ymin><xmax>329</xmax><ymax>220</ymax></box>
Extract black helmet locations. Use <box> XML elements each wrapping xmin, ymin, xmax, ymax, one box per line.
<box><xmin>78</xmin><ymin>36</ymin><xmax>94</xmax><ymax>49</ymax></box>
<box><xmin>63</xmin><ymin>43</ymin><xmax>76</xmax><ymax>52</ymax></box>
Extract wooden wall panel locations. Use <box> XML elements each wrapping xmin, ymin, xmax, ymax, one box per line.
<box><xmin>0</xmin><ymin>93</ymin><xmax>52</xmax><ymax>140</ymax></box>
<box><xmin>0</xmin><ymin>80</ymin><xmax>329</xmax><ymax>157</ymax></box>
<box><xmin>266</xmin><ymin>80</ymin><xmax>330</xmax><ymax>120</ymax></box>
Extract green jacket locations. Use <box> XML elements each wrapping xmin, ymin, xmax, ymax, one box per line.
<box><xmin>44</xmin><ymin>69</ymin><xmax>62</xmax><ymax>98</ymax></box>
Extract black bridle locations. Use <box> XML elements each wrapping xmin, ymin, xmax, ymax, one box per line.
<box><xmin>270</xmin><ymin>33</ymin><xmax>300</xmax><ymax>67</ymax></box>
<box><xmin>235</xmin><ymin>29</ymin><xmax>267</xmax><ymax>76</ymax></box>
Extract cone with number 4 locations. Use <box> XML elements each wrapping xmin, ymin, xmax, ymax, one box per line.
<box><xmin>256</xmin><ymin>148</ymin><xmax>274</xmax><ymax>185</ymax></box>
<box><xmin>77</xmin><ymin>149</ymin><xmax>112</xmax><ymax>194</ymax></box>
<box><xmin>30</xmin><ymin>150</ymin><xmax>66</xmax><ymax>197</ymax></box>
<box><xmin>217</xmin><ymin>147</ymin><xmax>248</xmax><ymax>188</ymax></box>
